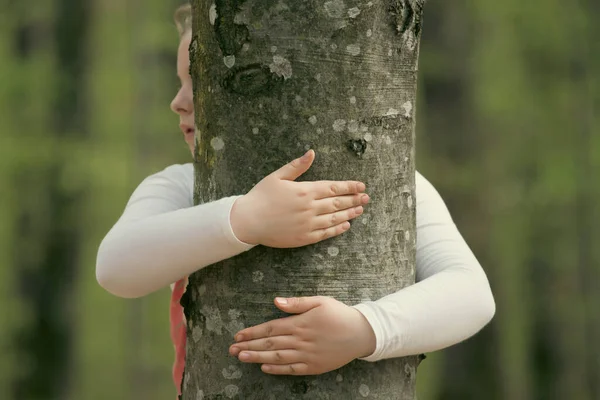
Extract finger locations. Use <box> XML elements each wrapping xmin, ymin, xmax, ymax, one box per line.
<box><xmin>262</xmin><ymin>363</ymin><xmax>310</xmax><ymax>376</ymax></box>
<box><xmin>235</xmin><ymin>318</ymin><xmax>293</xmax><ymax>342</ymax></box>
<box><xmin>229</xmin><ymin>335</ymin><xmax>297</xmax><ymax>356</ymax></box>
<box><xmin>312</xmin><ymin>180</ymin><xmax>366</xmax><ymax>200</ymax></box>
<box><xmin>274</xmin><ymin>296</ymin><xmax>326</xmax><ymax>314</ymax></box>
<box><xmin>238</xmin><ymin>349</ymin><xmax>303</xmax><ymax>365</ymax></box>
<box><xmin>314</xmin><ymin>194</ymin><xmax>369</xmax><ymax>215</ymax></box>
<box><xmin>272</xmin><ymin>150</ymin><xmax>315</xmax><ymax>181</ymax></box>
<box><xmin>307</xmin><ymin>221</ymin><xmax>351</xmax><ymax>244</ymax></box>
<box><xmin>312</xmin><ymin>206</ymin><xmax>363</xmax><ymax>230</ymax></box>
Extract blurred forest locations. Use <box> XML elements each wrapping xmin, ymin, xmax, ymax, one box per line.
<box><xmin>0</xmin><ymin>0</ymin><xmax>597</xmax><ymax>399</ymax></box>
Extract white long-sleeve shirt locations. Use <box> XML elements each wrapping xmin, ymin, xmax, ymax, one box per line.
<box><xmin>96</xmin><ymin>163</ymin><xmax>495</xmax><ymax>361</ymax></box>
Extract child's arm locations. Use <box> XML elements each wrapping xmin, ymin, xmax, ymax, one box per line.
<box><xmin>228</xmin><ymin>171</ymin><xmax>496</xmax><ymax>375</ymax></box>
<box><xmin>96</xmin><ymin>150</ymin><xmax>369</xmax><ymax>298</ymax></box>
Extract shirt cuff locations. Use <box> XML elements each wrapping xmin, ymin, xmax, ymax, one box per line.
<box><xmin>352</xmin><ymin>302</ymin><xmax>387</xmax><ymax>362</ymax></box>
<box><xmin>221</xmin><ymin>195</ymin><xmax>257</xmax><ymax>251</ymax></box>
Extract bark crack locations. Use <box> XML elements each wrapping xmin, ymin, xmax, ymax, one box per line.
<box><xmin>214</xmin><ymin>0</ymin><xmax>250</xmax><ymax>56</ymax></box>
<box><xmin>389</xmin><ymin>0</ymin><xmax>425</xmax><ymax>37</ymax></box>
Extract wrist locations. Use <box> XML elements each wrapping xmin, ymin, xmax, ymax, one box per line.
<box><xmin>230</xmin><ymin>195</ymin><xmax>259</xmax><ymax>245</ymax></box>
<box><xmin>352</xmin><ymin>308</ymin><xmax>377</xmax><ymax>359</ymax></box>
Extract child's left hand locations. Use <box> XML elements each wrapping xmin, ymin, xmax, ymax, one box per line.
<box><xmin>229</xmin><ymin>296</ymin><xmax>376</xmax><ymax>375</ymax></box>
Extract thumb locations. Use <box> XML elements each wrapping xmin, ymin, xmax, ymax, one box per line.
<box><xmin>273</xmin><ymin>150</ymin><xmax>315</xmax><ymax>181</ymax></box>
<box><xmin>274</xmin><ymin>296</ymin><xmax>324</xmax><ymax>314</ymax></box>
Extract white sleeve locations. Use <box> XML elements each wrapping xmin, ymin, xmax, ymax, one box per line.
<box><xmin>95</xmin><ymin>163</ymin><xmax>255</xmax><ymax>298</ymax></box>
<box><xmin>353</xmin><ymin>172</ymin><xmax>496</xmax><ymax>361</ymax></box>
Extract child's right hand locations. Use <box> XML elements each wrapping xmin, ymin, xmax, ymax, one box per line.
<box><xmin>230</xmin><ymin>150</ymin><xmax>369</xmax><ymax>248</ymax></box>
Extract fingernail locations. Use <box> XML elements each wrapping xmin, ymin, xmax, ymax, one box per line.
<box><xmin>358</xmin><ymin>183</ymin><xmax>366</xmax><ymax>191</ymax></box>
<box><xmin>301</xmin><ymin>150</ymin><xmax>311</xmax><ymax>160</ymax></box>
<box><xmin>230</xmin><ymin>346</ymin><xmax>240</xmax><ymax>356</ymax></box>
<box><xmin>361</xmin><ymin>194</ymin><xmax>370</xmax><ymax>203</ymax></box>
<box><xmin>262</xmin><ymin>365</ymin><xmax>272</xmax><ymax>372</ymax></box>
<box><xmin>239</xmin><ymin>352</ymin><xmax>250</xmax><ymax>360</ymax></box>
<box><xmin>356</xmin><ymin>206</ymin><xmax>363</xmax><ymax>214</ymax></box>
<box><xmin>235</xmin><ymin>334</ymin><xmax>244</xmax><ymax>342</ymax></box>
<box><xmin>276</xmin><ymin>297</ymin><xmax>288</xmax><ymax>305</ymax></box>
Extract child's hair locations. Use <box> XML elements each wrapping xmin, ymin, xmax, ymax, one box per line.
<box><xmin>175</xmin><ymin>4</ymin><xmax>192</xmax><ymax>37</ymax></box>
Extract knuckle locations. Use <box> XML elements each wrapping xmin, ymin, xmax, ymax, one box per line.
<box><xmin>264</xmin><ymin>338</ymin><xmax>274</xmax><ymax>350</ymax></box>
<box><xmin>330</xmin><ymin>213</ymin><xmax>337</xmax><ymax>224</ymax></box>
<box><xmin>330</xmin><ymin>184</ymin><xmax>338</xmax><ymax>195</ymax></box>
<box><xmin>275</xmin><ymin>351</ymin><xmax>283</xmax><ymax>362</ymax></box>
<box><xmin>288</xmin><ymin>365</ymin><xmax>296</xmax><ymax>374</ymax></box>
<box><xmin>333</xmin><ymin>197</ymin><xmax>342</xmax><ymax>210</ymax></box>
<box><xmin>265</xmin><ymin>324</ymin><xmax>274</xmax><ymax>337</ymax></box>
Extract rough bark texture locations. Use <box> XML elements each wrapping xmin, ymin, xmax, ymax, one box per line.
<box><xmin>182</xmin><ymin>1</ymin><xmax>424</xmax><ymax>398</ymax></box>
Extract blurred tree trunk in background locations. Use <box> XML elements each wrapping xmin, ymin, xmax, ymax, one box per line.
<box><xmin>3</xmin><ymin>0</ymin><xmax>89</xmax><ymax>398</ymax></box>
<box><xmin>182</xmin><ymin>0</ymin><xmax>424</xmax><ymax>398</ymax></box>
<box><xmin>417</xmin><ymin>1</ymin><xmax>599</xmax><ymax>399</ymax></box>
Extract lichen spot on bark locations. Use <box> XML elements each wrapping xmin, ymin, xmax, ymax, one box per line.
<box><xmin>347</xmin><ymin>120</ymin><xmax>359</xmax><ymax>133</ymax></box>
<box><xmin>346</xmin><ymin>43</ymin><xmax>361</xmax><ymax>56</ymax></box>
<box><xmin>309</xmin><ymin>115</ymin><xmax>318</xmax><ymax>125</ymax></box>
<box><xmin>210</xmin><ymin>137</ymin><xmax>225</xmax><ymax>151</ymax></box>
<box><xmin>350</xmin><ymin>96</ymin><xmax>357</xmax><ymax>104</ymax></box>
<box><xmin>224</xmin><ymin>384</ymin><xmax>240</xmax><ymax>398</ymax></box>
<box><xmin>348</xmin><ymin>7</ymin><xmax>361</xmax><ymax>18</ymax></box>
<box><xmin>336</xmin><ymin>374</ymin><xmax>344</xmax><ymax>382</ymax></box>
<box><xmin>196</xmin><ymin>389</ymin><xmax>204</xmax><ymax>400</ymax></box>
<box><xmin>364</xmin><ymin>133</ymin><xmax>373</xmax><ymax>142</ymax></box>
<box><xmin>386</xmin><ymin>107</ymin><xmax>400</xmax><ymax>116</ymax></box>
<box><xmin>366</xmin><ymin>29</ymin><xmax>372</xmax><ymax>37</ymax></box>
<box><xmin>192</xmin><ymin>326</ymin><xmax>203</xmax><ymax>343</ymax></box>
<box><xmin>252</xmin><ymin>127</ymin><xmax>259</xmax><ymax>134</ymax></box>
<box><xmin>222</xmin><ymin>365</ymin><xmax>242</xmax><ymax>380</ymax></box>
<box><xmin>269</xmin><ymin>55</ymin><xmax>293</xmax><ymax>80</ymax></box>
<box><xmin>402</xmin><ymin>101</ymin><xmax>413</xmax><ymax>118</ymax></box>
<box><xmin>201</xmin><ymin>305</ymin><xmax>224</xmax><ymax>335</ymax></box>
<box><xmin>327</xmin><ymin>246</ymin><xmax>340</xmax><ymax>257</ymax></box>
<box><xmin>209</xmin><ymin>3</ymin><xmax>217</xmax><ymax>25</ymax></box>
<box><xmin>333</xmin><ymin>119</ymin><xmax>347</xmax><ymax>132</ymax></box>
<box><xmin>252</xmin><ymin>270</ymin><xmax>264</xmax><ymax>282</ymax></box>
<box><xmin>404</xmin><ymin>30</ymin><xmax>417</xmax><ymax>51</ymax></box>
<box><xmin>359</xmin><ymin>384</ymin><xmax>370</xmax><ymax>397</ymax></box>
<box><xmin>224</xmin><ymin>55</ymin><xmax>236</xmax><ymax>68</ymax></box>
<box><xmin>324</xmin><ymin>0</ymin><xmax>346</xmax><ymax>18</ymax></box>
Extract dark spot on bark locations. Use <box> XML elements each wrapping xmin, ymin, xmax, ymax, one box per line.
<box><xmin>418</xmin><ymin>353</ymin><xmax>427</xmax><ymax>364</ymax></box>
<box><xmin>214</xmin><ymin>0</ymin><xmax>250</xmax><ymax>56</ymax></box>
<box><xmin>347</xmin><ymin>139</ymin><xmax>368</xmax><ymax>158</ymax></box>
<box><xmin>222</xmin><ymin>63</ymin><xmax>284</xmax><ymax>95</ymax></box>
<box><xmin>291</xmin><ymin>381</ymin><xmax>309</xmax><ymax>394</ymax></box>
<box><xmin>388</xmin><ymin>0</ymin><xmax>425</xmax><ymax>37</ymax></box>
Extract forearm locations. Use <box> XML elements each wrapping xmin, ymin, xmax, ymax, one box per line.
<box><xmin>353</xmin><ymin>266</ymin><xmax>495</xmax><ymax>361</ymax></box>
<box><xmin>96</xmin><ymin>196</ymin><xmax>255</xmax><ymax>298</ymax></box>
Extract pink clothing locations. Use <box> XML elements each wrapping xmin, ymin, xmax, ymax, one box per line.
<box><xmin>170</xmin><ymin>278</ymin><xmax>187</xmax><ymax>397</ymax></box>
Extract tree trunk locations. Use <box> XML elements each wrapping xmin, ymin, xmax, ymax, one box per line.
<box><xmin>183</xmin><ymin>1</ymin><xmax>424</xmax><ymax>398</ymax></box>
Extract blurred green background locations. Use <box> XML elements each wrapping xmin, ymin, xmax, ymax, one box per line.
<box><xmin>0</xmin><ymin>0</ymin><xmax>597</xmax><ymax>399</ymax></box>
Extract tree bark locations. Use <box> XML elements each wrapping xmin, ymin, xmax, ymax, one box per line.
<box><xmin>183</xmin><ymin>1</ymin><xmax>424</xmax><ymax>398</ymax></box>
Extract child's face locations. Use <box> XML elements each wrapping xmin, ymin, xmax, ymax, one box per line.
<box><xmin>170</xmin><ymin>33</ymin><xmax>195</xmax><ymax>154</ymax></box>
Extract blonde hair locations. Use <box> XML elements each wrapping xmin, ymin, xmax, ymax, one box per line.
<box><xmin>174</xmin><ymin>4</ymin><xmax>192</xmax><ymax>37</ymax></box>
